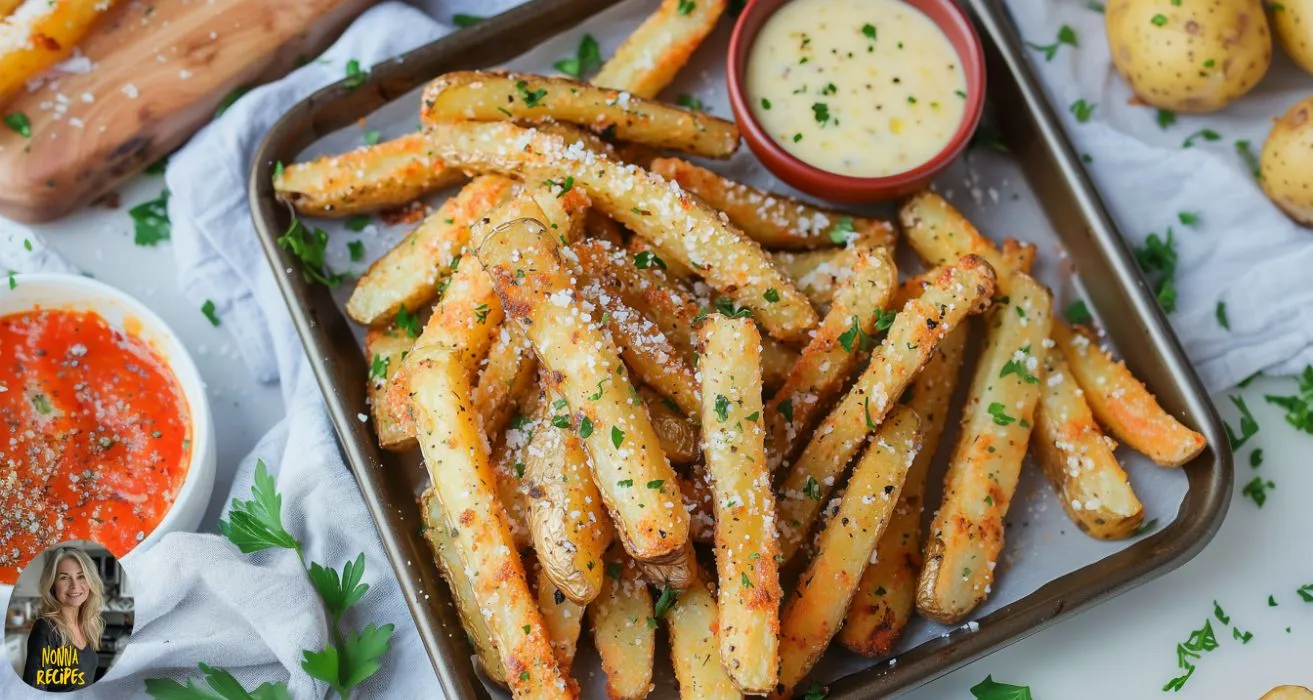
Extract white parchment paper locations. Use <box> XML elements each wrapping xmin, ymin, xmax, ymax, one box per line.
<box><xmin>293</xmin><ymin>0</ymin><xmax>1190</xmax><ymax>693</ymax></box>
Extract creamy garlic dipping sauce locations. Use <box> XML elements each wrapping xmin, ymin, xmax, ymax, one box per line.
<box><xmin>747</xmin><ymin>0</ymin><xmax>967</xmax><ymax>177</ymax></box>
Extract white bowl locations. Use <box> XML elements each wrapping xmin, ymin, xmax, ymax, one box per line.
<box><xmin>0</xmin><ymin>273</ymin><xmax>216</xmax><ymax>598</ymax></box>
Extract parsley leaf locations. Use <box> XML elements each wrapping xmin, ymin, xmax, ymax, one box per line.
<box><xmin>828</xmin><ymin>216</ymin><xmax>857</xmax><ymax>244</ymax></box>
<box><xmin>201</xmin><ymin>300</ymin><xmax>221</xmax><ymax>327</ymax></box>
<box><xmin>516</xmin><ymin>80</ymin><xmax>548</xmax><ymax>107</ymax></box>
<box><xmin>3</xmin><ymin>112</ymin><xmax>31</xmax><ymax>138</ymax></box>
<box><xmin>634</xmin><ymin>250</ymin><xmax>666</xmax><ymax>270</ymax></box>
<box><xmin>1156</xmin><ymin>109</ymin><xmax>1177</xmax><ymax>129</ymax></box>
<box><xmin>802</xmin><ymin>682</ymin><xmax>828</xmax><ymax>700</ymax></box>
<box><xmin>713</xmin><ymin>297</ymin><xmax>753</xmax><ymax>319</ymax></box>
<box><xmin>803</xmin><ymin>475</ymin><xmax>821</xmax><ymax>500</ymax></box>
<box><xmin>308</xmin><ymin>553</ymin><xmax>371</xmax><ymax>624</ymax></box>
<box><xmin>764</xmin><ymin>287</ymin><xmax>780</xmax><ymax>303</ymax></box>
<box><xmin>1069</xmin><ymin>98</ymin><xmax>1097</xmax><ymax>123</ymax></box>
<box><xmin>715</xmin><ymin>394</ymin><xmax>731</xmax><ymax>422</ymax></box>
<box><xmin>395</xmin><ymin>306</ymin><xmax>422</xmax><ymax>339</ymax></box>
<box><xmin>1134</xmin><ymin>228</ymin><xmax>1178</xmax><ymax>313</ymax></box>
<box><xmin>1065</xmin><ymin>299</ymin><xmax>1092</xmax><ymax>324</ymax></box>
<box><xmin>579</xmin><ymin>416</ymin><xmax>594</xmax><ymax>438</ymax></box>
<box><xmin>1000</xmin><ymin>345</ymin><xmax>1039</xmax><ymax>384</ymax></box>
<box><xmin>970</xmin><ymin>675</ymin><xmax>1033</xmax><ymax>700</ymax></box>
<box><xmin>131</xmin><ymin>190</ymin><xmax>172</xmax><ymax>246</ymax></box>
<box><xmin>653</xmin><ymin>586</ymin><xmax>679</xmax><ymax>618</ymax></box>
<box><xmin>348</xmin><ymin>240</ymin><xmax>365</xmax><ymax>262</ymax></box>
<box><xmin>145</xmin><ymin>663</ymin><xmax>291</xmax><ymax>700</ymax></box>
<box><xmin>1224</xmin><ymin>395</ymin><xmax>1259</xmax><ymax>449</ymax></box>
<box><xmin>1264</xmin><ymin>366</ymin><xmax>1313</xmax><ymax>434</ymax></box>
<box><xmin>1216</xmin><ymin>301</ymin><xmax>1229</xmax><ymax>330</ymax></box>
<box><xmin>677</xmin><ymin>0</ymin><xmax>696</xmax><ymax>14</ymax></box>
<box><xmin>544</xmin><ymin>176</ymin><xmax>574</xmax><ymax>198</ymax></box>
<box><xmin>988</xmin><ymin>402</ymin><xmax>1016</xmax><ymax>426</ymax></box>
<box><xmin>1236</xmin><ymin>139</ymin><xmax>1262</xmax><ymax>179</ymax></box>
<box><xmin>452</xmin><ymin>13</ymin><xmax>483</xmax><ymax>27</ymax></box>
<box><xmin>1298</xmin><ymin>584</ymin><xmax>1313</xmax><ymax>602</ymax></box>
<box><xmin>1025</xmin><ymin>24</ymin><xmax>1078</xmax><ymax>61</ymax></box>
<box><xmin>1181</xmin><ymin>128</ymin><xmax>1221</xmax><ymax>148</ymax></box>
<box><xmin>812</xmin><ymin>102</ymin><xmax>832</xmax><ymax>126</ymax></box>
<box><xmin>677</xmin><ymin>94</ymin><xmax>705</xmax><ymax>112</ymax></box>
<box><xmin>778</xmin><ymin>397</ymin><xmax>794</xmax><ymax>423</ymax></box>
<box><xmin>217</xmin><ymin>460</ymin><xmax>300</xmax><ymax>553</ymax></box>
<box><xmin>1178</xmin><ymin>211</ymin><xmax>1200</xmax><ymax>227</ymax></box>
<box><xmin>343</xmin><ymin>59</ymin><xmax>367</xmax><ymax>89</ymax></box>
<box><xmin>1241</xmin><ymin>476</ymin><xmax>1274</xmax><ymax>507</ymax></box>
<box><xmin>611</xmin><ymin>426</ymin><xmax>624</xmax><ymax>448</ymax></box>
<box><xmin>369</xmin><ymin>354</ymin><xmax>390</xmax><ymax>381</ymax></box>
<box><xmin>554</xmin><ymin>34</ymin><xmax>603</xmax><ymax>78</ymax></box>
<box><xmin>279</xmin><ymin>218</ymin><xmax>346</xmax><ymax>287</ymax></box>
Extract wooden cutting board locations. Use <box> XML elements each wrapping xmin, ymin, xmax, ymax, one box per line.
<box><xmin>0</xmin><ymin>0</ymin><xmax>375</xmax><ymax>223</ymax></box>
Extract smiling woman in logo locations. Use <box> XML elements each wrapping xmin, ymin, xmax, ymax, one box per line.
<box><xmin>21</xmin><ymin>547</ymin><xmax>104</xmax><ymax>691</ymax></box>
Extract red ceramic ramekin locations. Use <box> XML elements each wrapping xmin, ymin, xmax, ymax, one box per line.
<box><xmin>726</xmin><ymin>0</ymin><xmax>987</xmax><ymax>203</ymax></box>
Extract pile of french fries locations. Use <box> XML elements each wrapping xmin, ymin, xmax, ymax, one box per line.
<box><xmin>275</xmin><ymin>1</ymin><xmax>1208</xmax><ymax>697</ymax></box>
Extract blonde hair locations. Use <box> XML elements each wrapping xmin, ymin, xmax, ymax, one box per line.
<box><xmin>36</xmin><ymin>547</ymin><xmax>105</xmax><ymax>651</ymax></box>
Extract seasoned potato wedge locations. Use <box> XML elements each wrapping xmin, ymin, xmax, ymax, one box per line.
<box><xmin>364</xmin><ymin>326</ymin><xmax>418</xmax><ymax>451</ymax></box>
<box><xmin>492</xmin><ymin>422</ymin><xmax>534</xmax><ymax>550</ymax></box>
<box><xmin>532</xmin><ymin>558</ymin><xmax>586</xmax><ymax>674</ymax></box>
<box><xmin>274</xmin><ymin>132</ymin><xmax>465</xmax><ymax>216</ymax></box>
<box><xmin>426</xmin><ymin>121</ymin><xmax>819</xmax><ymax>341</ymax></box>
<box><xmin>0</xmin><ymin>0</ymin><xmax>117</xmax><ymax>105</ymax></box>
<box><xmin>651</xmin><ymin>158</ymin><xmax>896</xmax><ymax>250</ymax></box>
<box><xmin>525</xmin><ymin>384</ymin><xmax>616</xmax><ymax>605</ymax></box>
<box><xmin>346</xmin><ymin>175</ymin><xmax>514</xmax><ymax>326</ymax></box>
<box><xmin>420</xmin><ymin>488</ymin><xmax>507</xmax><ymax>686</ymax></box>
<box><xmin>420</xmin><ymin>71</ymin><xmax>739</xmax><ymax>158</ymax></box>
<box><xmin>1051</xmin><ymin>323</ymin><xmax>1206</xmax><ymax>467</ymax></box>
<box><xmin>765</xmin><ymin>244</ymin><xmax>897</xmax><ymax>471</ymax></box>
<box><xmin>593</xmin><ymin>0</ymin><xmax>728</xmax><ymax>99</ymax></box>
<box><xmin>639</xmin><ymin>386</ymin><xmax>700</xmax><ymax>464</ymax></box>
<box><xmin>839</xmin><ymin>324</ymin><xmax>968</xmax><ymax>657</ymax></box>
<box><xmin>472</xmin><ymin>326</ymin><xmax>539</xmax><ymax>440</ymax></box>
<box><xmin>1033</xmin><ymin>347</ymin><xmax>1144</xmax><ymax>540</ymax></box>
<box><xmin>775</xmin><ymin>257</ymin><xmax>996</xmax><ymax>562</ymax></box>
<box><xmin>900</xmin><ymin>191</ymin><xmax>1035</xmax><ymax>294</ymax></box>
<box><xmin>774</xmin><ymin>407</ymin><xmax>924</xmax><ymax>699</ymax></box>
<box><xmin>769</xmin><ymin>247</ymin><xmax>863</xmax><ymax>312</ymax></box>
<box><xmin>408</xmin><ymin>346</ymin><xmax>569</xmax><ymax>697</ymax></box>
<box><xmin>697</xmin><ymin>316</ymin><xmax>782</xmax><ymax>694</ymax></box>
<box><xmin>664</xmin><ymin>565</ymin><xmax>741</xmax><ymax>700</ymax></box>
<box><xmin>478</xmin><ymin>216</ymin><xmax>690</xmax><ymax>567</ymax></box>
<box><xmin>918</xmin><ymin>274</ymin><xmax>1053</xmax><ymax>625</ymax></box>
<box><xmin>589</xmin><ymin>547</ymin><xmax>657</xmax><ymax>700</ymax></box>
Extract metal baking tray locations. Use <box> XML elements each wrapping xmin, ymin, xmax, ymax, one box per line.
<box><xmin>247</xmin><ymin>0</ymin><xmax>1233</xmax><ymax>697</ymax></box>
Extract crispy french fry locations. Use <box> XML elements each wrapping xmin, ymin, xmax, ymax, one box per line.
<box><xmin>651</xmin><ymin>158</ymin><xmax>896</xmax><ymax>250</ymax></box>
<box><xmin>408</xmin><ymin>345</ymin><xmax>569</xmax><ymax>698</ymax></box>
<box><xmin>492</xmin><ymin>421</ymin><xmax>534</xmax><ymax>550</ymax></box>
<box><xmin>473</xmin><ymin>325</ymin><xmax>539</xmax><ymax>439</ymax></box>
<box><xmin>773</xmin><ymin>407</ymin><xmax>924</xmax><ymax>699</ymax></box>
<box><xmin>1033</xmin><ymin>347</ymin><xmax>1145</xmax><ymax>539</ymax></box>
<box><xmin>839</xmin><ymin>325</ymin><xmax>968</xmax><ymax>657</ymax></box>
<box><xmin>917</xmin><ymin>273</ymin><xmax>1053</xmax><ymax>624</ymax></box>
<box><xmin>768</xmin><ymin>247</ymin><xmax>859</xmax><ymax>312</ymax></box>
<box><xmin>274</xmin><ymin>133</ymin><xmax>466</xmax><ymax>216</ymax></box>
<box><xmin>346</xmin><ymin>175</ymin><xmax>514</xmax><ymax>326</ymax></box>
<box><xmin>590</xmin><ymin>547</ymin><xmax>657</xmax><ymax>700</ymax></box>
<box><xmin>697</xmin><ymin>315</ymin><xmax>782</xmax><ymax>694</ymax></box>
<box><xmin>427</xmin><ymin>121</ymin><xmax>819</xmax><ymax>341</ymax></box>
<box><xmin>776</xmin><ymin>257</ymin><xmax>996</xmax><ymax>562</ymax></box>
<box><xmin>478</xmin><ymin>216</ymin><xmax>690</xmax><ymax>566</ymax></box>
<box><xmin>532</xmin><ymin>558</ymin><xmax>587</xmax><ymax>675</ymax></box>
<box><xmin>627</xmin><ymin>235</ymin><xmax>698</xmax><ymax>290</ymax></box>
<box><xmin>593</xmin><ymin>0</ymin><xmax>727</xmax><ymax>99</ymax></box>
<box><xmin>900</xmin><ymin>191</ymin><xmax>1036</xmax><ymax>295</ymax></box>
<box><xmin>526</xmin><ymin>383</ymin><xmax>616</xmax><ymax>605</ymax></box>
<box><xmin>639</xmin><ymin>386</ymin><xmax>699</xmax><ymax>464</ymax></box>
<box><xmin>0</xmin><ymin>0</ymin><xmax>118</xmax><ymax>104</ymax></box>
<box><xmin>664</xmin><ymin>565</ymin><xmax>741</xmax><ymax>700</ymax></box>
<box><xmin>765</xmin><ymin>244</ymin><xmax>898</xmax><ymax>471</ymax></box>
<box><xmin>421</xmin><ymin>71</ymin><xmax>739</xmax><ymax>158</ymax></box>
<box><xmin>364</xmin><ymin>326</ymin><xmax>417</xmax><ymax>451</ymax></box>
<box><xmin>677</xmin><ymin>471</ymin><xmax>716</xmax><ymax>544</ymax></box>
<box><xmin>1051</xmin><ymin>323</ymin><xmax>1206</xmax><ymax>467</ymax></box>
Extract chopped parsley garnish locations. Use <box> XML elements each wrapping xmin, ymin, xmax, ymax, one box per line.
<box><xmin>1025</xmin><ymin>24</ymin><xmax>1077</xmax><ymax>62</ymax></box>
<box><xmin>1241</xmin><ymin>476</ymin><xmax>1274</xmax><ymax>507</ymax></box>
<box><xmin>1235</xmin><ymin>139</ymin><xmax>1262</xmax><ymax>179</ymax></box>
<box><xmin>554</xmin><ymin>34</ymin><xmax>603</xmax><ymax>78</ymax></box>
<box><xmin>1250</xmin><ymin>449</ymin><xmax>1263</xmax><ymax>468</ymax></box>
<box><xmin>369</xmin><ymin>354</ymin><xmax>390</xmax><ymax>380</ymax></box>
<box><xmin>1151</xmin><ymin>13</ymin><xmax>1168</xmax><ymax>26</ymax></box>
<box><xmin>1178</xmin><ymin>211</ymin><xmax>1200</xmax><ymax>227</ymax></box>
<box><xmin>31</xmin><ymin>394</ymin><xmax>52</xmax><ymax>415</ymax></box>
<box><xmin>812</xmin><ymin>102</ymin><xmax>831</xmax><ymax>126</ymax></box>
<box><xmin>1162</xmin><ymin>619</ymin><xmax>1218</xmax><ymax>691</ymax></box>
<box><xmin>862</xmin><ymin>23</ymin><xmax>876</xmax><ymax>39</ymax></box>
<box><xmin>1065</xmin><ymin>300</ymin><xmax>1092</xmax><ymax>324</ymax></box>
<box><xmin>279</xmin><ymin>218</ymin><xmax>346</xmax><ymax>287</ymax></box>
<box><xmin>988</xmin><ymin>402</ymin><xmax>1016</xmax><ymax>426</ymax></box>
<box><xmin>1133</xmin><ymin>518</ymin><xmax>1159</xmax><ymax>536</ymax></box>
<box><xmin>605</xmin><ymin>562</ymin><xmax>623</xmax><ymax>580</ymax></box>
<box><xmin>1181</xmin><ymin>128</ymin><xmax>1221</xmax><ymax>148</ymax></box>
<box><xmin>634</xmin><ymin>250</ymin><xmax>666</xmax><ymax>270</ymax></box>
<box><xmin>1000</xmin><ymin>345</ymin><xmax>1039</xmax><ymax>384</ymax></box>
<box><xmin>969</xmin><ymin>675</ymin><xmax>1032</xmax><ymax>700</ymax></box>
<box><xmin>968</xmin><ymin>124</ymin><xmax>1008</xmax><ymax>152</ymax></box>
<box><xmin>764</xmin><ymin>288</ymin><xmax>780</xmax><ymax>303</ymax></box>
<box><xmin>4</xmin><ymin>112</ymin><xmax>31</xmax><ymax>138</ymax></box>
<box><xmin>348</xmin><ymin>240</ymin><xmax>365</xmax><ymax>262</ymax></box>
<box><xmin>646</xmin><ymin>479</ymin><xmax>664</xmax><ymax>490</ymax></box>
<box><xmin>1298</xmin><ymin>584</ymin><xmax>1313</xmax><ymax>602</ymax></box>
<box><xmin>343</xmin><ymin>59</ymin><xmax>367</xmax><ymax>89</ymax></box>
<box><xmin>201</xmin><ymin>300</ymin><xmax>221</xmax><ymax>327</ymax></box>
<box><xmin>363</xmin><ymin>130</ymin><xmax>381</xmax><ymax>146</ymax></box>
<box><xmin>611</xmin><ymin>426</ymin><xmax>624</xmax><ymax>448</ymax></box>
<box><xmin>874</xmin><ymin>307</ymin><xmax>897</xmax><ymax>332</ymax></box>
<box><xmin>516</xmin><ymin>80</ymin><xmax>548</xmax><ymax>107</ymax></box>
<box><xmin>653</xmin><ymin>586</ymin><xmax>679</xmax><ymax>617</ymax></box>
<box><xmin>146</xmin><ymin>157</ymin><xmax>169</xmax><ymax>175</ymax></box>
<box><xmin>740</xmin><ymin>572</ymin><xmax>753</xmax><ymax>588</ymax></box>
<box><xmin>803</xmin><ymin>682</ymin><xmax>828</xmax><ymax>700</ymax></box>
<box><xmin>677</xmin><ymin>0</ymin><xmax>695</xmax><ymax>15</ymax></box>
<box><xmin>1069</xmin><ymin>99</ymin><xmax>1096</xmax><ymax>123</ymax></box>
<box><xmin>1156</xmin><ymin>109</ymin><xmax>1177</xmax><ymax>129</ymax></box>
<box><xmin>1263</xmin><ymin>365</ymin><xmax>1313</xmax><ymax>435</ymax></box>
<box><xmin>803</xmin><ymin>475</ymin><xmax>821</xmax><ymax>500</ymax></box>
<box><xmin>1086</xmin><ymin>0</ymin><xmax>1105</xmax><ymax>11</ymax></box>
<box><xmin>713</xmin><ymin>297</ymin><xmax>753</xmax><ymax>319</ymax></box>
<box><xmin>793</xmin><ymin>133</ymin><xmax>803</xmax><ymax>143</ymax></box>
<box><xmin>130</xmin><ymin>190</ymin><xmax>172</xmax><ymax>246</ymax></box>
<box><xmin>864</xmin><ymin>396</ymin><xmax>879</xmax><ymax>430</ymax></box>
<box><xmin>760</xmin><ymin>98</ymin><xmax>772</xmax><ymax>110</ymax></box>
<box><xmin>838</xmin><ymin>315</ymin><xmax>875</xmax><ymax>353</ymax></box>
<box><xmin>345</xmin><ymin>215</ymin><xmax>371</xmax><ymax>232</ymax></box>
<box><xmin>1224</xmin><ymin>395</ymin><xmax>1259</xmax><ymax>449</ymax></box>
<box><xmin>452</xmin><ymin>13</ymin><xmax>484</xmax><ymax>27</ymax></box>
<box><xmin>1134</xmin><ymin>227</ymin><xmax>1178</xmax><ymax>313</ymax></box>
<box><xmin>395</xmin><ymin>306</ymin><xmax>422</xmax><ymax>338</ymax></box>
<box><xmin>473</xmin><ymin>303</ymin><xmax>490</xmax><ymax>324</ymax></box>
<box><xmin>578</xmin><ymin>416</ymin><xmax>594</xmax><ymax>438</ymax></box>
<box><xmin>1216</xmin><ymin>301</ymin><xmax>1229</xmax><ymax>330</ymax></box>
<box><xmin>778</xmin><ymin>397</ymin><xmax>794</xmax><ymax>423</ymax></box>
<box><xmin>677</xmin><ymin>94</ymin><xmax>705</xmax><ymax>111</ymax></box>
<box><xmin>828</xmin><ymin>216</ymin><xmax>857</xmax><ymax>244</ymax></box>
<box><xmin>617</xmin><ymin>479</ymin><xmax>633</xmax><ymax>487</ymax></box>
<box><xmin>715</xmin><ymin>394</ymin><xmax>730</xmax><ymax>423</ymax></box>
<box><xmin>544</xmin><ymin>175</ymin><xmax>574</xmax><ymax>198</ymax></box>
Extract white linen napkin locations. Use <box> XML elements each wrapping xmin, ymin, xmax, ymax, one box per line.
<box><xmin>1001</xmin><ymin>0</ymin><xmax>1313</xmax><ymax>390</ymax></box>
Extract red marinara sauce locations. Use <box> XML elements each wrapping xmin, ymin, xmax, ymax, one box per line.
<box><xmin>0</xmin><ymin>309</ymin><xmax>191</xmax><ymax>583</ymax></box>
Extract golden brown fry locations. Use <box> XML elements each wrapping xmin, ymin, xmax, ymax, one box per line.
<box><xmin>525</xmin><ymin>383</ymin><xmax>615</xmax><ymax>605</ymax></box>
<box><xmin>589</xmin><ymin>547</ymin><xmax>657</xmax><ymax>700</ymax></box>
<box><xmin>472</xmin><ymin>326</ymin><xmax>538</xmax><ymax>439</ymax></box>
<box><xmin>639</xmin><ymin>386</ymin><xmax>700</xmax><ymax>464</ymax></box>
<box><xmin>651</xmin><ymin>158</ymin><xmax>896</xmax><ymax>250</ymax></box>
<box><xmin>677</xmin><ymin>471</ymin><xmax>716</xmax><ymax>544</ymax></box>
<box><xmin>364</xmin><ymin>326</ymin><xmax>417</xmax><ymax>451</ymax></box>
<box><xmin>775</xmin><ymin>257</ymin><xmax>996</xmax><ymax>562</ymax></box>
<box><xmin>0</xmin><ymin>0</ymin><xmax>118</xmax><ymax>104</ymax></box>
<box><xmin>1052</xmin><ymin>323</ymin><xmax>1206</xmax><ymax>467</ymax></box>
<box><xmin>492</xmin><ymin>424</ymin><xmax>534</xmax><ymax>550</ymax></box>
<box><xmin>918</xmin><ymin>273</ymin><xmax>1053</xmax><ymax>624</ymax></box>
<box><xmin>346</xmin><ymin>175</ymin><xmax>514</xmax><ymax>326</ymax></box>
<box><xmin>532</xmin><ymin>558</ymin><xmax>586</xmax><ymax>675</ymax></box>
<box><xmin>627</xmin><ymin>235</ymin><xmax>698</xmax><ymax>290</ymax></box>
<box><xmin>900</xmin><ymin>191</ymin><xmax>1035</xmax><ymax>295</ymax></box>
<box><xmin>839</xmin><ymin>325</ymin><xmax>968</xmax><ymax>657</ymax></box>
<box><xmin>1033</xmin><ymin>347</ymin><xmax>1145</xmax><ymax>540</ymax></box>
<box><xmin>274</xmin><ymin>132</ymin><xmax>466</xmax><ymax>216</ymax></box>
<box><xmin>421</xmin><ymin>71</ymin><xmax>739</xmax><ymax>158</ymax></box>
<box><xmin>768</xmin><ymin>247</ymin><xmax>859</xmax><ymax>312</ymax></box>
<box><xmin>408</xmin><ymin>346</ymin><xmax>568</xmax><ymax>698</ymax></box>
<box><xmin>773</xmin><ymin>407</ymin><xmax>924</xmax><ymax>699</ymax></box>
<box><xmin>697</xmin><ymin>316</ymin><xmax>781</xmax><ymax>694</ymax></box>
<box><xmin>427</xmin><ymin>121</ymin><xmax>818</xmax><ymax>341</ymax></box>
<box><xmin>420</xmin><ymin>488</ymin><xmax>507</xmax><ymax>686</ymax></box>
<box><xmin>593</xmin><ymin>0</ymin><xmax>728</xmax><ymax>99</ymax></box>
<box><xmin>664</xmin><ymin>565</ymin><xmax>742</xmax><ymax>700</ymax></box>
<box><xmin>765</xmin><ymin>244</ymin><xmax>898</xmax><ymax>471</ymax></box>
<box><xmin>478</xmin><ymin>216</ymin><xmax>690</xmax><ymax>566</ymax></box>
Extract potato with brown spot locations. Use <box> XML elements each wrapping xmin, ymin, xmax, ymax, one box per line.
<box><xmin>1272</xmin><ymin>0</ymin><xmax>1313</xmax><ymax>75</ymax></box>
<box><xmin>1261</xmin><ymin>96</ymin><xmax>1313</xmax><ymax>226</ymax></box>
<box><xmin>1105</xmin><ymin>0</ymin><xmax>1271</xmax><ymax>112</ymax></box>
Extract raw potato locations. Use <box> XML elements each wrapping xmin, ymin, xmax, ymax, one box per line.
<box><xmin>1272</xmin><ymin>0</ymin><xmax>1313</xmax><ymax>75</ymax></box>
<box><xmin>1261</xmin><ymin>687</ymin><xmax>1313</xmax><ymax>700</ymax></box>
<box><xmin>1260</xmin><ymin>96</ymin><xmax>1313</xmax><ymax>226</ymax></box>
<box><xmin>1104</xmin><ymin>0</ymin><xmax>1271</xmax><ymax>113</ymax></box>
